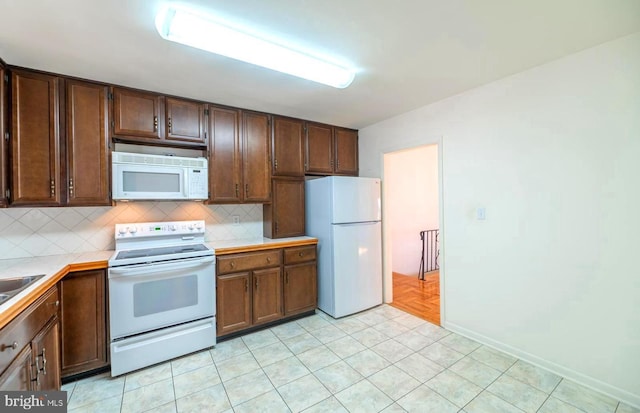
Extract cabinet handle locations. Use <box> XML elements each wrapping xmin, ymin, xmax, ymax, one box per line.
<box><xmin>153</xmin><ymin>116</ymin><xmax>158</xmax><ymax>131</ymax></box>
<box><xmin>255</xmin><ymin>278</ymin><xmax>258</xmax><ymax>290</ymax></box>
<box><xmin>0</xmin><ymin>341</ymin><xmax>18</xmax><ymax>351</ymax></box>
<box><xmin>274</xmin><ymin>159</ymin><xmax>278</xmax><ymax>170</ymax></box>
<box><xmin>168</xmin><ymin>117</ymin><xmax>172</xmax><ymax>133</ymax></box>
<box><xmin>50</xmin><ymin>179</ymin><xmax>55</xmax><ymax>197</ymax></box>
<box><xmin>39</xmin><ymin>348</ymin><xmax>47</xmax><ymax>375</ymax></box>
<box><xmin>32</xmin><ymin>357</ymin><xmax>40</xmax><ymax>386</ymax></box>
<box><xmin>235</xmin><ymin>184</ymin><xmax>239</xmax><ymax>197</ymax></box>
<box><xmin>245</xmin><ymin>184</ymin><xmax>249</xmax><ymax>197</ymax></box>
<box><xmin>69</xmin><ymin>178</ymin><xmax>74</xmax><ymax>196</ymax></box>
<box><xmin>285</xmin><ymin>272</ymin><xmax>289</xmax><ymax>284</ymax></box>
<box><xmin>244</xmin><ymin>279</ymin><xmax>248</xmax><ymax>292</ymax></box>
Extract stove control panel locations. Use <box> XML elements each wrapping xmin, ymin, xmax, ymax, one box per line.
<box><xmin>115</xmin><ymin>220</ymin><xmax>205</xmax><ymax>239</ymax></box>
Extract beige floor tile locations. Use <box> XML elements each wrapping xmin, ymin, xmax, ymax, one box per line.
<box><xmin>488</xmin><ymin>374</ymin><xmax>548</xmax><ymax>413</ymax></box>
<box><xmin>233</xmin><ymin>389</ymin><xmax>291</xmax><ymax>413</ymax></box>
<box><xmin>397</xmin><ymin>385</ymin><xmax>459</xmax><ymax>413</ymax></box>
<box><xmin>170</xmin><ymin>350</ymin><xmax>213</xmax><ymax>376</ymax></box>
<box><xmin>241</xmin><ymin>329</ymin><xmax>279</xmax><ymax>350</ymax></box>
<box><xmin>313</xmin><ymin>361</ymin><xmax>363</xmax><ymax>393</ymax></box>
<box><xmin>144</xmin><ymin>401</ymin><xmax>176</xmax><ymax>413</ymax></box>
<box><xmin>61</xmin><ymin>382</ymin><xmax>75</xmax><ymax>403</ymax></box>
<box><xmin>282</xmin><ymin>332</ymin><xmax>323</xmax><ymax>354</ymax></box>
<box><xmin>449</xmin><ymin>357</ymin><xmax>502</xmax><ymax>388</ymax></box>
<box><xmin>124</xmin><ymin>362</ymin><xmax>172</xmax><ymax>392</ymax></box>
<box><xmin>394</xmin><ymin>352</ymin><xmax>444</xmax><ymax>383</ymax></box>
<box><xmin>175</xmin><ymin>383</ymin><xmax>231</xmax><ymax>413</ymax></box>
<box><xmin>617</xmin><ymin>403</ymin><xmax>640</xmax><ymax>413</ymax></box>
<box><xmin>297</xmin><ymin>314</ymin><xmax>332</xmax><ymax>332</ymax></box>
<box><xmin>505</xmin><ymin>360</ymin><xmax>562</xmax><ymax>393</ymax></box>
<box><xmin>438</xmin><ymin>333</ymin><xmax>481</xmax><ymax>355</ymax></box>
<box><xmin>394</xmin><ymin>314</ymin><xmax>426</xmax><ymax>329</ymax></box>
<box><xmin>210</xmin><ymin>337</ymin><xmax>249</xmax><ymax>362</ymax></box>
<box><xmin>301</xmin><ymin>396</ymin><xmax>348</xmax><ymax>413</ymax></box>
<box><xmin>121</xmin><ymin>378</ymin><xmax>175</xmax><ymax>413</ymax></box>
<box><xmin>464</xmin><ymin>391</ymin><xmax>523</xmax><ymax>413</ymax></box>
<box><xmin>262</xmin><ymin>356</ymin><xmax>310</xmax><ymax>387</ymax></box>
<box><xmin>271</xmin><ymin>321</ymin><xmax>307</xmax><ymax>340</ymax></box>
<box><xmin>344</xmin><ymin>349</ymin><xmax>391</xmax><ymax>377</ymax></box>
<box><xmin>355</xmin><ymin>310</ymin><xmax>389</xmax><ymax>326</ymax></box>
<box><xmin>325</xmin><ymin>335</ymin><xmax>366</xmax><ymax>359</ymax></box>
<box><xmin>335</xmin><ymin>379</ymin><xmax>393</xmax><ymax>413</ymax></box>
<box><xmin>552</xmin><ymin>380</ymin><xmax>618</xmax><ymax>413</ymax></box>
<box><xmin>373</xmin><ymin>319</ymin><xmax>411</xmax><ymax>337</ymax></box>
<box><xmin>421</xmin><ymin>342</ymin><xmax>465</xmax><ymax>367</ymax></box>
<box><xmin>380</xmin><ymin>403</ymin><xmax>408</xmax><ymax>412</ymax></box>
<box><xmin>68</xmin><ymin>375</ymin><xmax>125</xmax><ymax>410</ymax></box>
<box><xmin>412</xmin><ymin>322</ymin><xmax>451</xmax><ymax>341</ymax></box>
<box><xmin>69</xmin><ymin>394</ymin><xmax>122</xmax><ymax>413</ymax></box>
<box><xmin>173</xmin><ymin>365</ymin><xmax>221</xmax><ymax>399</ymax></box>
<box><xmin>394</xmin><ymin>329</ymin><xmax>436</xmax><ymax>352</ymax></box>
<box><xmin>223</xmin><ymin>369</ymin><xmax>274</xmax><ymax>406</ymax></box>
<box><xmin>371</xmin><ymin>339</ymin><xmax>414</xmax><ymax>363</ymax></box>
<box><xmin>351</xmin><ymin>327</ymin><xmax>391</xmax><ymax>348</ymax></box>
<box><xmin>310</xmin><ymin>325</ymin><xmax>347</xmax><ymax>344</ymax></box>
<box><xmin>332</xmin><ymin>317</ymin><xmax>368</xmax><ymax>335</ymax></box>
<box><xmin>469</xmin><ymin>345</ymin><xmax>517</xmax><ymax>372</ymax></box>
<box><xmin>538</xmin><ymin>397</ymin><xmax>584</xmax><ymax>413</ymax></box>
<box><xmin>425</xmin><ymin>370</ymin><xmax>482</xmax><ymax>408</ymax></box>
<box><xmin>369</xmin><ymin>365</ymin><xmax>421</xmax><ymax>400</ymax></box>
<box><xmin>278</xmin><ymin>374</ymin><xmax>331</xmax><ymax>412</ymax></box>
<box><xmin>297</xmin><ymin>346</ymin><xmax>341</xmax><ymax>372</ymax></box>
<box><xmin>375</xmin><ymin>305</ymin><xmax>408</xmax><ymax>319</ymax></box>
<box><xmin>251</xmin><ymin>341</ymin><xmax>294</xmax><ymax>367</ymax></box>
<box><xmin>215</xmin><ymin>351</ymin><xmax>260</xmax><ymax>382</ymax></box>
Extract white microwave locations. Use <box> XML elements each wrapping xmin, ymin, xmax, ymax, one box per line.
<box><xmin>112</xmin><ymin>152</ymin><xmax>208</xmax><ymax>201</ymax></box>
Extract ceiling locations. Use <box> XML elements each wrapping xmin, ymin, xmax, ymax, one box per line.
<box><xmin>1</xmin><ymin>0</ymin><xmax>639</xmax><ymax>129</ymax></box>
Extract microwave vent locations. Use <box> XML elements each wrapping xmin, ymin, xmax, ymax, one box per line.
<box><xmin>113</xmin><ymin>152</ymin><xmax>207</xmax><ymax>168</ymax></box>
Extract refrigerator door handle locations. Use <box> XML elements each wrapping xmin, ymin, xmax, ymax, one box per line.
<box><xmin>333</xmin><ymin>221</ymin><xmax>380</xmax><ymax>226</ymax></box>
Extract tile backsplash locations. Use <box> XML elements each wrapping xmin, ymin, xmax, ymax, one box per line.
<box><xmin>0</xmin><ymin>202</ymin><xmax>263</xmax><ymax>259</ymax></box>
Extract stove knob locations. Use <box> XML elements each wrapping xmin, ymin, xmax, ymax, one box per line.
<box><xmin>168</xmin><ymin>225</ymin><xmax>177</xmax><ymax>231</ymax></box>
<box><xmin>196</xmin><ymin>222</ymin><xmax>204</xmax><ymax>230</ymax></box>
<box><xmin>188</xmin><ymin>223</ymin><xmax>194</xmax><ymax>230</ymax></box>
<box><xmin>129</xmin><ymin>226</ymin><xmax>138</xmax><ymax>234</ymax></box>
<box><xmin>118</xmin><ymin>227</ymin><xmax>127</xmax><ymax>235</ymax></box>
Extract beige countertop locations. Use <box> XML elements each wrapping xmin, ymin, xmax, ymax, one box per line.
<box><xmin>0</xmin><ymin>236</ymin><xmax>317</xmax><ymax>329</ymax></box>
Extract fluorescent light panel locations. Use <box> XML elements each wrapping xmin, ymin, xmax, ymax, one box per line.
<box><xmin>155</xmin><ymin>6</ymin><xmax>355</xmax><ymax>88</ymax></box>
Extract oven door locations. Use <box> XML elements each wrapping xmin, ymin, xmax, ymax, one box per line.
<box><xmin>112</xmin><ymin>163</ymin><xmax>188</xmax><ymax>200</ymax></box>
<box><xmin>108</xmin><ymin>256</ymin><xmax>215</xmax><ymax>339</ymax></box>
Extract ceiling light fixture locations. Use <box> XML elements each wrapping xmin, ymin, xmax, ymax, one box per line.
<box><xmin>155</xmin><ymin>6</ymin><xmax>355</xmax><ymax>89</ymax></box>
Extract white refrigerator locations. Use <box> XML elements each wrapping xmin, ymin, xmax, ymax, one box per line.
<box><xmin>305</xmin><ymin>176</ymin><xmax>383</xmax><ymax>318</ymax></box>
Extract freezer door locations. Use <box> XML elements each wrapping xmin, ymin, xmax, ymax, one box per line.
<box><xmin>332</xmin><ymin>221</ymin><xmax>383</xmax><ymax>317</ymax></box>
<box><xmin>331</xmin><ymin>177</ymin><xmax>381</xmax><ymax>224</ymax></box>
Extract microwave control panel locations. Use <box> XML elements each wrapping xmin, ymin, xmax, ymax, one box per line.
<box><xmin>189</xmin><ymin>169</ymin><xmax>208</xmax><ymax>198</ymax></box>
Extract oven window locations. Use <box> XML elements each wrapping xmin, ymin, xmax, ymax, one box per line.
<box><xmin>123</xmin><ymin>171</ymin><xmax>181</xmax><ymax>193</ymax></box>
<box><xmin>133</xmin><ymin>275</ymin><xmax>198</xmax><ymax>317</ymax></box>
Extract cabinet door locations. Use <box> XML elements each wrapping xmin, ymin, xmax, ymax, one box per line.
<box><xmin>11</xmin><ymin>70</ymin><xmax>62</xmax><ymax>206</ymax></box>
<box><xmin>60</xmin><ymin>269</ymin><xmax>107</xmax><ymax>377</ymax></box>
<box><xmin>334</xmin><ymin>128</ymin><xmax>359</xmax><ymax>176</ymax></box>
<box><xmin>31</xmin><ymin>317</ymin><xmax>61</xmax><ymax>391</ymax></box>
<box><xmin>264</xmin><ymin>178</ymin><xmax>305</xmax><ymax>238</ymax></box>
<box><xmin>0</xmin><ymin>345</ymin><xmax>32</xmax><ymax>390</ymax></box>
<box><xmin>66</xmin><ymin>80</ymin><xmax>110</xmax><ymax>206</ymax></box>
<box><xmin>252</xmin><ymin>267</ymin><xmax>283</xmax><ymax>325</ymax></box>
<box><xmin>113</xmin><ymin>87</ymin><xmax>163</xmax><ymax>139</ymax></box>
<box><xmin>284</xmin><ymin>262</ymin><xmax>317</xmax><ymax>316</ymax></box>
<box><xmin>305</xmin><ymin>122</ymin><xmax>333</xmax><ymax>175</ymax></box>
<box><xmin>217</xmin><ymin>273</ymin><xmax>252</xmax><ymax>336</ymax></box>
<box><xmin>272</xmin><ymin>116</ymin><xmax>304</xmax><ymax>176</ymax></box>
<box><xmin>165</xmin><ymin>97</ymin><xmax>206</xmax><ymax>144</ymax></box>
<box><xmin>209</xmin><ymin>106</ymin><xmax>242</xmax><ymax>203</ymax></box>
<box><xmin>242</xmin><ymin>111</ymin><xmax>271</xmax><ymax>202</ymax></box>
<box><xmin>0</xmin><ymin>65</ymin><xmax>7</xmax><ymax>207</ymax></box>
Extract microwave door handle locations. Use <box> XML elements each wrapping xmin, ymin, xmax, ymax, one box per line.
<box><xmin>109</xmin><ymin>256</ymin><xmax>215</xmax><ymax>277</ymax></box>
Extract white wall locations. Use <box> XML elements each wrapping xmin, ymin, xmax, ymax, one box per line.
<box><xmin>359</xmin><ymin>32</ymin><xmax>640</xmax><ymax>406</ymax></box>
<box><xmin>384</xmin><ymin>145</ymin><xmax>439</xmax><ymax>276</ymax></box>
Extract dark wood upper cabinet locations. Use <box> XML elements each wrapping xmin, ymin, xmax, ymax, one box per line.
<box><xmin>165</xmin><ymin>97</ymin><xmax>207</xmax><ymax>144</ymax></box>
<box><xmin>264</xmin><ymin>178</ymin><xmax>305</xmax><ymax>238</ymax></box>
<box><xmin>272</xmin><ymin>116</ymin><xmax>304</xmax><ymax>176</ymax></box>
<box><xmin>242</xmin><ymin>111</ymin><xmax>271</xmax><ymax>203</ymax></box>
<box><xmin>0</xmin><ymin>64</ymin><xmax>7</xmax><ymax>207</ymax></box>
<box><xmin>11</xmin><ymin>70</ymin><xmax>63</xmax><ymax>206</ymax></box>
<box><xmin>305</xmin><ymin>122</ymin><xmax>333</xmax><ymax>175</ymax></box>
<box><xmin>112</xmin><ymin>87</ymin><xmax>164</xmax><ymax>140</ymax></box>
<box><xmin>334</xmin><ymin>127</ymin><xmax>359</xmax><ymax>175</ymax></box>
<box><xmin>66</xmin><ymin>80</ymin><xmax>110</xmax><ymax>206</ymax></box>
<box><xmin>208</xmin><ymin>106</ymin><xmax>242</xmax><ymax>203</ymax></box>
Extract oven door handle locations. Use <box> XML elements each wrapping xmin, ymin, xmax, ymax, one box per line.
<box><xmin>109</xmin><ymin>256</ymin><xmax>215</xmax><ymax>277</ymax></box>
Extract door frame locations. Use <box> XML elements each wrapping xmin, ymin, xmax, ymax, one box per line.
<box><xmin>380</xmin><ymin>137</ymin><xmax>445</xmax><ymax>324</ymax></box>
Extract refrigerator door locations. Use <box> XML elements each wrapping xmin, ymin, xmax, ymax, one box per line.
<box><xmin>331</xmin><ymin>177</ymin><xmax>381</xmax><ymax>224</ymax></box>
<box><xmin>332</xmin><ymin>221</ymin><xmax>382</xmax><ymax>317</ymax></box>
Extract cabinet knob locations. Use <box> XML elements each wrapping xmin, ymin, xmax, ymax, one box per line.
<box><xmin>0</xmin><ymin>341</ymin><xmax>18</xmax><ymax>351</ymax></box>
<box><xmin>153</xmin><ymin>116</ymin><xmax>158</xmax><ymax>131</ymax></box>
<box><xmin>266</xmin><ymin>257</ymin><xmax>271</xmax><ymax>263</ymax></box>
<box><xmin>298</xmin><ymin>252</ymin><xmax>304</xmax><ymax>257</ymax></box>
<box><xmin>230</xmin><ymin>262</ymin><xmax>235</xmax><ymax>268</ymax></box>
<box><xmin>168</xmin><ymin>117</ymin><xmax>172</xmax><ymax>133</ymax></box>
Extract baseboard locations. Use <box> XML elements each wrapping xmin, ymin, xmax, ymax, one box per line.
<box><xmin>442</xmin><ymin>321</ymin><xmax>640</xmax><ymax>409</ymax></box>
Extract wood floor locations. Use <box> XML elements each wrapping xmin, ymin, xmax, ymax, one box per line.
<box><xmin>390</xmin><ymin>271</ymin><xmax>440</xmax><ymax>325</ymax></box>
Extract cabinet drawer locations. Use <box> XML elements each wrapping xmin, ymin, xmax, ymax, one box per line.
<box><xmin>217</xmin><ymin>250</ymin><xmax>282</xmax><ymax>274</ymax></box>
<box><xmin>284</xmin><ymin>246</ymin><xmax>316</xmax><ymax>264</ymax></box>
<box><xmin>0</xmin><ymin>285</ymin><xmax>59</xmax><ymax>374</ymax></box>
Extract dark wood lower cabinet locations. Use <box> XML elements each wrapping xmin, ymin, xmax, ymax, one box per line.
<box><xmin>60</xmin><ymin>269</ymin><xmax>108</xmax><ymax>378</ymax></box>
<box><xmin>0</xmin><ymin>346</ymin><xmax>32</xmax><ymax>390</ymax></box>
<box><xmin>216</xmin><ymin>272</ymin><xmax>252</xmax><ymax>336</ymax></box>
<box><xmin>284</xmin><ymin>262</ymin><xmax>317</xmax><ymax>316</ymax></box>
<box><xmin>253</xmin><ymin>267</ymin><xmax>283</xmax><ymax>325</ymax></box>
<box><xmin>31</xmin><ymin>317</ymin><xmax>61</xmax><ymax>390</ymax></box>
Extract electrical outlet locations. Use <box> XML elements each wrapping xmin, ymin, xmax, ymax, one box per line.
<box><xmin>476</xmin><ymin>207</ymin><xmax>486</xmax><ymax>220</ymax></box>
<box><xmin>232</xmin><ymin>215</ymin><xmax>240</xmax><ymax>225</ymax></box>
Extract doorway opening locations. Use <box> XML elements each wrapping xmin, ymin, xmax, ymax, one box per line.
<box><xmin>382</xmin><ymin>143</ymin><xmax>441</xmax><ymax>325</ymax></box>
